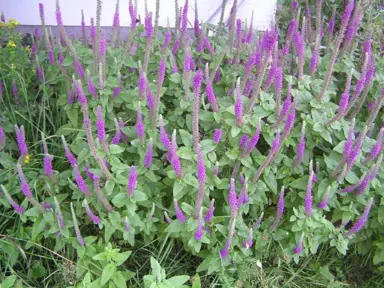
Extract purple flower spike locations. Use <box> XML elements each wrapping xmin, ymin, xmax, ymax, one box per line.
<box><xmin>99</xmin><ymin>39</ymin><xmax>107</xmax><ymax>57</ymax></box>
<box><xmin>368</xmin><ymin>128</ymin><xmax>384</xmax><ymax>160</ymax></box>
<box><xmin>194</xmin><ymin>208</ymin><xmax>204</xmax><ymax>241</ymax></box>
<box><xmin>253</xmin><ymin>212</ymin><xmax>264</xmax><ymax>229</ymax></box>
<box><xmin>136</xmin><ymin>104</ymin><xmax>145</xmax><ymax>143</ymax></box>
<box><xmin>271</xmin><ymin>130</ymin><xmax>281</xmax><ymax>155</ymax></box>
<box><xmin>83</xmin><ymin>199</ymin><xmax>100</xmax><ymax>224</ymax></box>
<box><xmin>291</xmin><ymin>1</ymin><xmax>298</xmax><ymax>13</ymax></box>
<box><xmin>164</xmin><ymin>211</ymin><xmax>172</xmax><ymax>224</ymax></box>
<box><xmin>144</xmin><ymin>139</ymin><xmax>153</xmax><ymax>169</ymax></box>
<box><xmin>193</xmin><ymin>69</ymin><xmax>204</xmax><ymax>91</ymax></box>
<box><xmin>204</xmin><ymin>199</ymin><xmax>215</xmax><ymax>222</ymax></box>
<box><xmin>172</xmin><ymin>38</ymin><xmax>180</xmax><ymax>55</ymax></box>
<box><xmin>293</xmin><ymin>237</ymin><xmax>304</xmax><ymax>254</ymax></box>
<box><xmin>344</xmin><ymin>198</ymin><xmax>373</xmax><ymax>237</ymax></box>
<box><xmin>213</xmin><ymin>162</ymin><xmax>219</xmax><ymax>177</ymax></box>
<box><xmin>158</xmin><ymin>56</ymin><xmax>166</xmax><ymax>85</ymax></box>
<box><xmin>213</xmin><ymin>129</ymin><xmax>222</xmax><ymax>144</ymax></box>
<box><xmin>73</xmin><ymin>165</ymin><xmax>91</xmax><ymax>196</ymax></box>
<box><xmin>74</xmin><ymin>79</ymin><xmax>87</xmax><ymax>107</ymax></box>
<box><xmin>229</xmin><ymin>178</ymin><xmax>238</xmax><ymax>212</ymax></box>
<box><xmin>170</xmin><ymin>131</ymin><xmax>184</xmax><ymax>178</ymax></box>
<box><xmin>296</xmin><ymin>123</ymin><xmax>306</xmax><ymax>167</ymax></box>
<box><xmin>174</xmin><ymin>199</ymin><xmax>186</xmax><ymax>223</ymax></box>
<box><xmin>138</xmin><ymin>71</ymin><xmax>146</xmax><ymax>100</ymax></box>
<box><xmin>146</xmin><ymin>83</ymin><xmax>154</xmax><ymax>113</ymax></box>
<box><xmin>1</xmin><ymin>185</ymin><xmax>24</xmax><ymax>215</ymax></box>
<box><xmin>305</xmin><ymin>163</ymin><xmax>314</xmax><ymax>217</ymax></box>
<box><xmin>159</xmin><ymin>116</ymin><xmax>171</xmax><ymax>149</ymax></box>
<box><xmin>145</xmin><ymin>12</ymin><xmax>153</xmax><ymax>40</ymax></box>
<box><xmin>341</xmin><ymin>0</ymin><xmax>355</xmax><ymax>27</ymax></box>
<box><xmin>278</xmin><ymin>88</ymin><xmax>292</xmax><ymax>122</ymax></box>
<box><xmin>127</xmin><ymin>166</ymin><xmax>138</xmax><ymax>196</ymax></box>
<box><xmin>0</xmin><ymin>126</ymin><xmax>6</xmax><ymax>149</ymax></box>
<box><xmin>73</xmin><ymin>56</ymin><xmax>85</xmax><ymax>78</ymax></box>
<box><xmin>367</xmin><ymin>101</ymin><xmax>374</xmax><ymax>113</ymax></box>
<box><xmin>87</xmin><ymin>72</ymin><xmax>96</xmax><ymax>97</ymax></box>
<box><xmin>96</xmin><ymin>106</ymin><xmax>106</xmax><ymax>143</ymax></box>
<box><xmin>239</xmin><ymin>135</ymin><xmax>249</xmax><ymax>151</ymax></box>
<box><xmin>197</xmin><ymin>144</ymin><xmax>206</xmax><ymax>184</ymax></box>
<box><xmin>234</xmin><ymin>81</ymin><xmax>243</xmax><ymax>126</ymax></box>
<box><xmin>113</xmin><ymin>7</ymin><xmax>120</xmax><ymax>28</ymax></box>
<box><xmin>85</xmin><ymin>161</ymin><xmax>94</xmax><ymax>180</ymax></box>
<box><xmin>90</xmin><ymin>17</ymin><xmax>96</xmax><ymax>43</ymax></box>
<box><xmin>263</xmin><ymin>29</ymin><xmax>278</xmax><ymax>54</ymax></box>
<box><xmin>128</xmin><ymin>0</ymin><xmax>136</xmax><ymax>28</ymax></box>
<box><xmin>220</xmin><ymin>239</ymin><xmax>231</xmax><ymax>258</ymax></box>
<box><xmin>239</xmin><ymin>182</ymin><xmax>249</xmax><ymax>205</ymax></box>
<box><xmin>43</xmin><ymin>154</ymin><xmax>54</xmax><ymax>178</ymax></box>
<box><xmin>124</xmin><ymin>216</ymin><xmax>130</xmax><ymax>231</ymax></box>
<box><xmin>62</xmin><ymin>136</ymin><xmax>77</xmax><ymax>166</ymax></box>
<box><xmin>70</xmin><ymin>203</ymin><xmax>85</xmax><ymax>246</ymax></box>
<box><xmin>245</xmin><ymin>120</ymin><xmax>261</xmax><ymax>155</ymax></box>
<box><xmin>14</xmin><ymin>125</ymin><xmax>29</xmax><ymax>157</ymax></box>
<box><xmin>12</xmin><ymin>79</ymin><xmax>19</xmax><ymax>103</ymax></box>
<box><xmin>205</xmin><ymin>67</ymin><xmax>219</xmax><ymax>112</ymax></box>
<box><xmin>270</xmin><ymin>186</ymin><xmax>285</xmax><ymax>232</ymax></box>
<box><xmin>242</xmin><ymin>228</ymin><xmax>254</xmax><ymax>249</ymax></box>
<box><xmin>318</xmin><ymin>187</ymin><xmax>330</xmax><ymax>209</ymax></box>
<box><xmin>17</xmin><ymin>164</ymin><xmax>32</xmax><ymax>198</ymax></box>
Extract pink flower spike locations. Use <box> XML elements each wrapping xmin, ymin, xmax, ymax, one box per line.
<box><xmin>174</xmin><ymin>199</ymin><xmax>186</xmax><ymax>223</ymax></box>
<box><xmin>83</xmin><ymin>199</ymin><xmax>100</xmax><ymax>224</ymax></box>
<box><xmin>127</xmin><ymin>166</ymin><xmax>138</xmax><ymax>196</ymax></box>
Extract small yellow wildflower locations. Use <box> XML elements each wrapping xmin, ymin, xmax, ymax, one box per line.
<box><xmin>26</xmin><ymin>45</ymin><xmax>31</xmax><ymax>54</ymax></box>
<box><xmin>7</xmin><ymin>19</ymin><xmax>19</xmax><ymax>29</ymax></box>
<box><xmin>10</xmin><ymin>63</ymin><xmax>16</xmax><ymax>70</ymax></box>
<box><xmin>7</xmin><ymin>40</ymin><xmax>16</xmax><ymax>48</ymax></box>
<box><xmin>24</xmin><ymin>154</ymin><xmax>31</xmax><ymax>164</ymax></box>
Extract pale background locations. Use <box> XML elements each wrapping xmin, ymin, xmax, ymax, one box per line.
<box><xmin>1</xmin><ymin>0</ymin><xmax>276</xmax><ymax>30</ymax></box>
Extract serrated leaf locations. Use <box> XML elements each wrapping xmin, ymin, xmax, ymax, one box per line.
<box><xmin>101</xmin><ymin>263</ymin><xmax>116</xmax><ymax>286</ymax></box>
<box><xmin>109</xmin><ymin>144</ymin><xmax>125</xmax><ymax>154</ymax></box>
<box><xmin>167</xmin><ymin>275</ymin><xmax>190</xmax><ymax>287</ymax></box>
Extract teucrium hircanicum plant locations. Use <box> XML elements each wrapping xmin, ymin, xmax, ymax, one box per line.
<box><xmin>1</xmin><ymin>0</ymin><xmax>384</xmax><ymax>285</ymax></box>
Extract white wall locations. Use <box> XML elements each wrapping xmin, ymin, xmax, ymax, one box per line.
<box><xmin>1</xmin><ymin>0</ymin><xmax>276</xmax><ymax>30</ymax></box>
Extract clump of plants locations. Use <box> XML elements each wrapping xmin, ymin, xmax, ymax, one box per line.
<box><xmin>0</xmin><ymin>0</ymin><xmax>384</xmax><ymax>287</ymax></box>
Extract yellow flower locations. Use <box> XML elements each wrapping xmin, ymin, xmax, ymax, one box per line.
<box><xmin>10</xmin><ymin>63</ymin><xmax>16</xmax><ymax>70</ymax></box>
<box><xmin>26</xmin><ymin>45</ymin><xmax>31</xmax><ymax>54</ymax></box>
<box><xmin>24</xmin><ymin>154</ymin><xmax>31</xmax><ymax>164</ymax></box>
<box><xmin>7</xmin><ymin>40</ymin><xmax>16</xmax><ymax>48</ymax></box>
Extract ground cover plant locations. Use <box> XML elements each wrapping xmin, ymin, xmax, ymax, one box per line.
<box><xmin>1</xmin><ymin>0</ymin><xmax>384</xmax><ymax>287</ymax></box>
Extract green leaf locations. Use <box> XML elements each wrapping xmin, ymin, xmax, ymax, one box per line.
<box><xmin>145</xmin><ymin>170</ymin><xmax>158</xmax><ymax>182</ymax></box>
<box><xmin>101</xmin><ymin>263</ymin><xmax>116</xmax><ymax>286</ymax></box>
<box><xmin>123</xmin><ymin>57</ymin><xmax>137</xmax><ymax>68</ymax></box>
<box><xmin>1</xmin><ymin>275</ymin><xmax>16</xmax><ymax>288</ymax></box>
<box><xmin>112</xmin><ymin>272</ymin><xmax>127</xmax><ymax>288</ymax></box>
<box><xmin>114</xmin><ymin>251</ymin><xmax>132</xmax><ymax>266</ymax></box>
<box><xmin>263</xmin><ymin>170</ymin><xmax>277</xmax><ymax>194</ymax></box>
<box><xmin>167</xmin><ymin>276</ymin><xmax>190</xmax><ymax>288</ymax></box>
<box><xmin>169</xmin><ymin>73</ymin><xmax>181</xmax><ymax>84</ymax></box>
<box><xmin>191</xmin><ymin>274</ymin><xmax>201</xmax><ymax>288</ymax></box>
<box><xmin>166</xmin><ymin>220</ymin><xmax>184</xmax><ymax>233</ymax></box>
<box><xmin>61</xmin><ymin>56</ymin><xmax>74</xmax><ymax>67</ymax></box>
<box><xmin>179</xmin><ymin>129</ymin><xmax>193</xmax><ymax>147</ymax></box>
<box><xmin>66</xmin><ymin>108</ymin><xmax>78</xmax><ymax>127</ymax></box>
<box><xmin>109</xmin><ymin>144</ymin><xmax>125</xmax><ymax>154</ymax></box>
<box><xmin>289</xmin><ymin>176</ymin><xmax>309</xmax><ymax>190</ymax></box>
<box><xmin>173</xmin><ymin>180</ymin><xmax>186</xmax><ymax>199</ymax></box>
<box><xmin>105</xmin><ymin>180</ymin><xmax>115</xmax><ymax>195</ymax></box>
<box><xmin>150</xmin><ymin>257</ymin><xmax>164</xmax><ymax>281</ymax></box>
